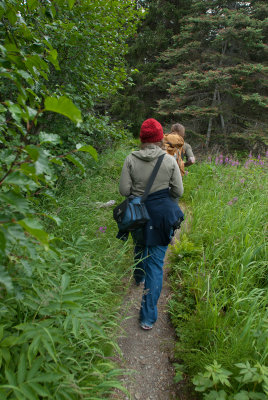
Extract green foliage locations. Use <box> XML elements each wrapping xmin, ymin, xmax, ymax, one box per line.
<box><xmin>0</xmin><ymin>0</ymin><xmax>139</xmax><ymax>290</ymax></box>
<box><xmin>170</xmin><ymin>233</ymin><xmax>203</xmax><ymax>262</ymax></box>
<box><xmin>44</xmin><ymin>96</ymin><xmax>82</xmax><ymax>124</ymax></box>
<box><xmin>0</xmin><ymin>0</ymin><xmax>140</xmax><ymax>397</ymax></box>
<box><xmin>0</xmin><ymin>145</ymin><xmax>134</xmax><ymax>398</ymax></box>
<box><xmin>34</xmin><ymin>0</ymin><xmax>142</xmax><ymax>148</ymax></box>
<box><xmin>193</xmin><ymin>361</ymin><xmax>268</xmax><ymax>399</ymax></box>
<box><xmin>168</xmin><ymin>157</ymin><xmax>268</xmax><ymax>397</ymax></box>
<box><xmin>155</xmin><ymin>0</ymin><xmax>268</xmax><ymax>150</ymax></box>
<box><xmin>110</xmin><ymin>0</ymin><xmax>193</xmax><ymax>135</ymax></box>
<box><xmin>0</xmin><ymin>0</ymin><xmax>100</xmax><ymax>295</ymax></box>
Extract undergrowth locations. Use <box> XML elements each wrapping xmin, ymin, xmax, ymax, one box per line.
<box><xmin>0</xmin><ymin>145</ymin><xmax>134</xmax><ymax>399</ymax></box>
<box><xmin>169</xmin><ymin>154</ymin><xmax>268</xmax><ymax>399</ymax></box>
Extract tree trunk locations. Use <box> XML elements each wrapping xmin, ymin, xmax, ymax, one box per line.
<box><xmin>205</xmin><ymin>40</ymin><xmax>228</xmax><ymax>150</ymax></box>
<box><xmin>217</xmin><ymin>91</ymin><xmax>225</xmax><ymax>132</ymax></box>
<box><xmin>205</xmin><ymin>88</ymin><xmax>217</xmax><ymax>150</ymax></box>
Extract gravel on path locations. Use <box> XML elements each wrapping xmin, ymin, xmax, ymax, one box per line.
<box><xmin>111</xmin><ymin>250</ymin><xmax>193</xmax><ymax>400</ymax></box>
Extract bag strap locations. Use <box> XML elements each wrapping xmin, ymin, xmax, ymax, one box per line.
<box><xmin>141</xmin><ymin>153</ymin><xmax>165</xmax><ymax>202</ymax></box>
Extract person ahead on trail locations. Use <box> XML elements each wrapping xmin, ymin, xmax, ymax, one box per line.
<box><xmin>119</xmin><ymin>118</ymin><xmax>184</xmax><ymax>330</ymax></box>
<box><xmin>163</xmin><ymin>123</ymin><xmax>195</xmax><ymax>176</ymax></box>
<box><xmin>163</xmin><ymin>131</ymin><xmax>185</xmax><ymax>176</ymax></box>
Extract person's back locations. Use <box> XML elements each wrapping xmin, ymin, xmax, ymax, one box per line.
<box><xmin>118</xmin><ymin>118</ymin><xmax>184</xmax><ymax>330</ymax></box>
<box><xmin>119</xmin><ymin>143</ymin><xmax>183</xmax><ymax>202</ymax></box>
<box><xmin>163</xmin><ymin>131</ymin><xmax>185</xmax><ymax>176</ymax></box>
<box><xmin>167</xmin><ymin>123</ymin><xmax>195</xmax><ymax>171</ymax></box>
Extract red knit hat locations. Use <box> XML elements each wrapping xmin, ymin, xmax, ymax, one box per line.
<box><xmin>140</xmin><ymin>118</ymin><xmax>164</xmax><ymax>143</ymax></box>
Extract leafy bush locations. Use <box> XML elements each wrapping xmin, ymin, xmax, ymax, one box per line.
<box><xmin>0</xmin><ymin>145</ymin><xmax>134</xmax><ymax>399</ymax></box>
<box><xmin>0</xmin><ymin>0</ymin><xmax>140</xmax><ymax>397</ymax></box>
<box><xmin>193</xmin><ymin>361</ymin><xmax>268</xmax><ymax>399</ymax></box>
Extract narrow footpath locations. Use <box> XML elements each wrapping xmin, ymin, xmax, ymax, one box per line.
<box><xmin>112</xmin><ymin>246</ymin><xmax>194</xmax><ymax>399</ymax></box>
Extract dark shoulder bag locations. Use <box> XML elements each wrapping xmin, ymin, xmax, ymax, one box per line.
<box><xmin>113</xmin><ymin>154</ymin><xmax>165</xmax><ymax>232</ymax></box>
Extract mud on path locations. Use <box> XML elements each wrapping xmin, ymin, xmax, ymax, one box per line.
<box><xmin>111</xmin><ymin>247</ymin><xmax>193</xmax><ymax>400</ymax></box>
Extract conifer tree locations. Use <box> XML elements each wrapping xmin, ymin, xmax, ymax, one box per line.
<box><xmin>110</xmin><ymin>0</ymin><xmax>192</xmax><ymax>135</ymax></box>
<box><xmin>155</xmin><ymin>0</ymin><xmax>268</xmax><ymax>150</ymax></box>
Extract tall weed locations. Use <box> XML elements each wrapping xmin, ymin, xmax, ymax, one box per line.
<box><xmin>169</xmin><ymin>154</ymin><xmax>268</xmax><ymax>397</ymax></box>
<box><xmin>0</xmin><ymin>146</ymin><xmax>133</xmax><ymax>399</ymax></box>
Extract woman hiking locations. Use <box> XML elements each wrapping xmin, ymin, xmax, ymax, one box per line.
<box><xmin>118</xmin><ymin>118</ymin><xmax>184</xmax><ymax>330</ymax></box>
<box><xmin>163</xmin><ymin>123</ymin><xmax>195</xmax><ymax>177</ymax></box>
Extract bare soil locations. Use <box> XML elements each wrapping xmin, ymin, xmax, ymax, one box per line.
<box><xmin>111</xmin><ymin>234</ymin><xmax>196</xmax><ymax>400</ymax></box>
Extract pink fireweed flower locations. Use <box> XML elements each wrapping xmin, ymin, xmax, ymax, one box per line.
<box><xmin>225</xmin><ymin>157</ymin><xmax>229</xmax><ymax>163</ymax></box>
<box><xmin>98</xmin><ymin>226</ymin><xmax>107</xmax><ymax>233</ymax></box>
<box><xmin>228</xmin><ymin>197</ymin><xmax>238</xmax><ymax>206</ymax></box>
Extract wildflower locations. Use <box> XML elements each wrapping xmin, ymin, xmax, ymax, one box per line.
<box><xmin>233</xmin><ymin>197</ymin><xmax>238</xmax><ymax>202</ymax></box>
<box><xmin>219</xmin><ymin>159</ymin><xmax>223</xmax><ymax>164</ymax></box>
<box><xmin>184</xmin><ymin>170</ymin><xmax>189</xmax><ymax>175</ymax></box>
<box><xmin>208</xmin><ymin>156</ymin><xmax>211</xmax><ymax>163</ymax></box>
<box><xmin>215</xmin><ymin>157</ymin><xmax>219</xmax><ymax>165</ymax></box>
<box><xmin>98</xmin><ymin>226</ymin><xmax>107</xmax><ymax>233</ymax></box>
<box><xmin>240</xmin><ymin>178</ymin><xmax>245</xmax><ymax>184</ymax></box>
<box><xmin>227</xmin><ymin>200</ymin><xmax>233</xmax><ymax>206</ymax></box>
<box><xmin>225</xmin><ymin>157</ymin><xmax>229</xmax><ymax>163</ymax></box>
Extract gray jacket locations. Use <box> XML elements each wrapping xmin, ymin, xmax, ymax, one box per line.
<box><xmin>119</xmin><ymin>144</ymin><xmax>183</xmax><ymax>201</ymax></box>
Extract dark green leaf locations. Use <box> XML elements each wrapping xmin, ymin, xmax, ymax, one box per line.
<box><xmin>17</xmin><ymin>351</ymin><xmax>27</xmax><ymax>385</ymax></box>
<box><xmin>0</xmin><ymin>230</ymin><xmax>6</xmax><ymax>254</ymax></box>
<box><xmin>68</xmin><ymin>0</ymin><xmax>75</xmax><ymax>10</ymax></box>
<box><xmin>65</xmin><ymin>154</ymin><xmax>85</xmax><ymax>174</ymax></box>
<box><xmin>39</xmin><ymin>132</ymin><xmax>61</xmax><ymax>145</ymax></box>
<box><xmin>44</xmin><ymin>96</ymin><xmax>82</xmax><ymax>124</ymax></box>
<box><xmin>0</xmin><ymin>191</ymin><xmax>29</xmax><ymax>213</ymax></box>
<box><xmin>18</xmin><ymin>219</ymin><xmax>49</xmax><ymax>246</ymax></box>
<box><xmin>76</xmin><ymin>144</ymin><xmax>98</xmax><ymax>161</ymax></box>
<box><xmin>0</xmin><ymin>266</ymin><xmax>13</xmax><ymax>292</ymax></box>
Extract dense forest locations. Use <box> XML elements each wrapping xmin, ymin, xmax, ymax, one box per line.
<box><xmin>0</xmin><ymin>0</ymin><xmax>267</xmax><ymax>399</ymax></box>
<box><xmin>112</xmin><ymin>0</ymin><xmax>268</xmax><ymax>151</ymax></box>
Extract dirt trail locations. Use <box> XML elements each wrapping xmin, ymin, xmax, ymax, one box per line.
<box><xmin>111</xmin><ymin>205</ymin><xmax>195</xmax><ymax>400</ymax></box>
<box><xmin>112</xmin><ymin>248</ymin><xmax>192</xmax><ymax>399</ymax></box>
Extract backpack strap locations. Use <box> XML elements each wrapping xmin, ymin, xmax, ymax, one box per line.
<box><xmin>141</xmin><ymin>154</ymin><xmax>165</xmax><ymax>202</ymax></box>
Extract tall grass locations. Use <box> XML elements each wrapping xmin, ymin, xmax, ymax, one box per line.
<box><xmin>0</xmin><ymin>145</ymin><xmax>134</xmax><ymax>399</ymax></box>
<box><xmin>169</xmin><ymin>154</ymin><xmax>268</xmax><ymax>397</ymax></box>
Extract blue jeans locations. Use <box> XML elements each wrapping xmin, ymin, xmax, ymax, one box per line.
<box><xmin>134</xmin><ymin>244</ymin><xmax>168</xmax><ymax>326</ymax></box>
